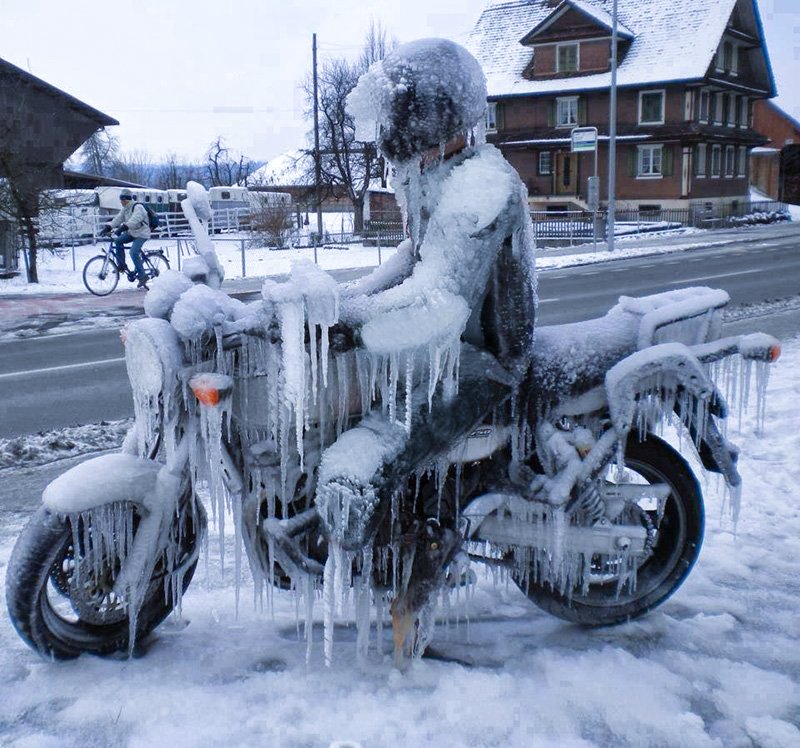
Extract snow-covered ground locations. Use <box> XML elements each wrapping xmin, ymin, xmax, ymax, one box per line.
<box><xmin>3</xmin><ymin>220</ymin><xmax>796</xmax><ymax>297</ymax></box>
<box><xmin>0</xmin><ymin>420</ymin><xmax>130</xmax><ymax>470</ymax></box>
<box><xmin>0</xmin><ymin>237</ymin><xmax>386</xmax><ymax>296</ymax></box>
<box><xmin>0</xmin><ymin>336</ymin><xmax>798</xmax><ymax>747</ymax></box>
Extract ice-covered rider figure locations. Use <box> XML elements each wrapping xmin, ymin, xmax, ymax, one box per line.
<box><xmin>315</xmin><ymin>39</ymin><xmax>537</xmax><ymax>558</ymax></box>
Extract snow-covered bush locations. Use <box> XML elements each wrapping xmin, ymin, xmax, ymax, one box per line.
<box><xmin>728</xmin><ymin>209</ymin><xmax>791</xmax><ymax>227</ymax></box>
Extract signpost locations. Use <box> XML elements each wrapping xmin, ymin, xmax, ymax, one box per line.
<box><xmin>572</xmin><ymin>126</ymin><xmax>600</xmax><ymax>250</ymax></box>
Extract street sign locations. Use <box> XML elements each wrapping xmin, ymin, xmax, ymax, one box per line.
<box><xmin>571</xmin><ymin>126</ymin><xmax>598</xmax><ymax>153</ymax></box>
<box><xmin>587</xmin><ymin>176</ymin><xmax>600</xmax><ymax>212</ymax></box>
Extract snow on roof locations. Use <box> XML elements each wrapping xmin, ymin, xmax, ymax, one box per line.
<box><xmin>569</xmin><ymin>0</ymin><xmax>634</xmax><ymax>37</ymax></box>
<box><xmin>249</xmin><ymin>150</ymin><xmax>313</xmax><ymax>187</ymax></box>
<box><xmin>521</xmin><ymin>0</ymin><xmax>634</xmax><ymax>44</ymax></box>
<box><xmin>468</xmin><ymin>0</ymin><xmax>741</xmax><ymax>98</ymax></box>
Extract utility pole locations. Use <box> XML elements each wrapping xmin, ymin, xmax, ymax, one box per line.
<box><xmin>607</xmin><ymin>0</ymin><xmax>618</xmax><ymax>252</ymax></box>
<box><xmin>312</xmin><ymin>33</ymin><xmax>323</xmax><ymax>241</ymax></box>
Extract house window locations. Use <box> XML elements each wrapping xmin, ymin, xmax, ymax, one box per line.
<box><xmin>728</xmin><ymin>94</ymin><xmax>737</xmax><ymax>127</ymax></box>
<box><xmin>485</xmin><ymin>102</ymin><xmax>498</xmax><ymax>132</ymax></box>
<box><xmin>711</xmin><ymin>145</ymin><xmax>722</xmax><ymax>177</ymax></box>
<box><xmin>714</xmin><ymin>93</ymin><xmax>724</xmax><ymax>125</ymax></box>
<box><xmin>557</xmin><ymin>43</ymin><xmax>579</xmax><ymax>73</ymax></box>
<box><xmin>556</xmin><ymin>97</ymin><xmax>579</xmax><ymax>127</ymax></box>
<box><xmin>638</xmin><ymin>144</ymin><xmax>663</xmax><ymax>177</ymax></box>
<box><xmin>725</xmin><ymin>145</ymin><xmax>736</xmax><ymax>177</ymax></box>
<box><xmin>738</xmin><ymin>146</ymin><xmax>748</xmax><ymax>177</ymax></box>
<box><xmin>731</xmin><ymin>44</ymin><xmax>739</xmax><ymax>75</ymax></box>
<box><xmin>721</xmin><ymin>94</ymin><xmax>730</xmax><ymax>126</ymax></box>
<box><xmin>639</xmin><ymin>90</ymin><xmax>665</xmax><ymax>125</ymax></box>
<box><xmin>695</xmin><ymin>143</ymin><xmax>707</xmax><ymax>177</ymax></box>
<box><xmin>538</xmin><ymin>151</ymin><xmax>552</xmax><ymax>176</ymax></box>
<box><xmin>699</xmin><ymin>90</ymin><xmax>710</xmax><ymax>122</ymax></box>
<box><xmin>723</xmin><ymin>41</ymin><xmax>734</xmax><ymax>72</ymax></box>
<box><xmin>738</xmin><ymin>96</ymin><xmax>748</xmax><ymax>128</ymax></box>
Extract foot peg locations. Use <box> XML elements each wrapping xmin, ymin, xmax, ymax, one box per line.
<box><xmin>262</xmin><ymin>508</ymin><xmax>325</xmax><ymax>577</ymax></box>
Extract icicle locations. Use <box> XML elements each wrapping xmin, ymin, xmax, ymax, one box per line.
<box><xmin>356</xmin><ymin>544</ymin><xmax>373</xmax><ymax>661</ymax></box>
<box><xmin>304</xmin><ymin>574</ymin><xmax>315</xmax><ymax>665</ymax></box>
<box><xmin>404</xmin><ymin>352</ymin><xmax>414</xmax><ymax>434</ymax></box>
<box><xmin>323</xmin><ymin>547</ymin><xmax>336</xmax><ymax>667</ymax></box>
<box><xmin>428</xmin><ymin>342</ymin><xmax>442</xmax><ymax>411</ymax></box>
<box><xmin>308</xmin><ymin>319</ymin><xmax>319</xmax><ymax>405</ymax></box>
<box><xmin>198</xmin><ymin>391</ymin><xmax>231</xmax><ymax>570</ymax></box>
<box><xmin>754</xmin><ymin>360</ymin><xmax>770</xmax><ymax>436</ymax></box>
<box><xmin>389</xmin><ymin>352</ymin><xmax>399</xmax><ymax>423</ymax></box>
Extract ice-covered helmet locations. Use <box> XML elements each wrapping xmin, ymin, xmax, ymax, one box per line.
<box><xmin>347</xmin><ymin>38</ymin><xmax>488</xmax><ymax>163</ymax></box>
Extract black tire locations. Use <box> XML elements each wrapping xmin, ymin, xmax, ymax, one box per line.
<box><xmin>6</xmin><ymin>501</ymin><xmax>202</xmax><ymax>660</ymax></box>
<box><xmin>82</xmin><ymin>255</ymin><xmax>119</xmax><ymax>296</ymax></box>
<box><xmin>520</xmin><ymin>434</ymin><xmax>704</xmax><ymax>626</ymax></box>
<box><xmin>145</xmin><ymin>252</ymin><xmax>170</xmax><ymax>279</ymax></box>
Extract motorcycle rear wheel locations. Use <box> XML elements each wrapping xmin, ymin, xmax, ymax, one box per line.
<box><xmin>6</xmin><ymin>501</ymin><xmax>202</xmax><ymax>659</ymax></box>
<box><xmin>519</xmin><ymin>434</ymin><xmax>704</xmax><ymax>626</ymax></box>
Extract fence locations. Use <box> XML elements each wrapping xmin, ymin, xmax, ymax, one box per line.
<box><xmin>12</xmin><ymin>198</ymin><xmax>792</xmax><ymax>276</ymax></box>
<box><xmin>532</xmin><ymin>200</ymin><xmax>789</xmax><ymax>245</ymax></box>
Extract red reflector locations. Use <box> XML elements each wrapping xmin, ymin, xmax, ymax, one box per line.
<box><xmin>769</xmin><ymin>344</ymin><xmax>781</xmax><ymax>362</ymax></box>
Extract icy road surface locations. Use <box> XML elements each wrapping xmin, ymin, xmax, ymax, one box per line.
<box><xmin>0</xmin><ymin>339</ymin><xmax>798</xmax><ymax>748</ymax></box>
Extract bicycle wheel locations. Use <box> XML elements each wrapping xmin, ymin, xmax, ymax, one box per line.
<box><xmin>144</xmin><ymin>252</ymin><xmax>170</xmax><ymax>280</ymax></box>
<box><xmin>82</xmin><ymin>255</ymin><xmax>120</xmax><ymax>296</ymax></box>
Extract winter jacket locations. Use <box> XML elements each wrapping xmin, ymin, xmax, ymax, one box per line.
<box><xmin>109</xmin><ymin>201</ymin><xmax>151</xmax><ymax>239</ymax></box>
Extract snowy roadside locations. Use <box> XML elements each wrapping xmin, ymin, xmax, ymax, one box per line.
<box><xmin>1</xmin><ymin>221</ymin><xmax>794</xmax><ymax>297</ymax></box>
<box><xmin>0</xmin><ymin>336</ymin><xmax>797</xmax><ymax>748</ymax></box>
<box><xmin>0</xmin><ymin>420</ymin><xmax>131</xmax><ymax>470</ymax></box>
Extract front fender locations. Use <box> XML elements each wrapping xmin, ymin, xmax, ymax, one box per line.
<box><xmin>42</xmin><ymin>453</ymin><xmax>162</xmax><ymax>515</ymax></box>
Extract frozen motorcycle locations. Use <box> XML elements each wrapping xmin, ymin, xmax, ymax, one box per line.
<box><xmin>5</xmin><ymin>267</ymin><xmax>781</xmax><ymax>660</ymax></box>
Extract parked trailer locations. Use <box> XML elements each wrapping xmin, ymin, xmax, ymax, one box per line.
<box><xmin>246</xmin><ymin>190</ymin><xmax>292</xmax><ymax>209</ymax></box>
<box><xmin>167</xmin><ymin>189</ymin><xmax>188</xmax><ymax>212</ymax></box>
<box><xmin>95</xmin><ymin>187</ymin><xmax>169</xmax><ymax>216</ymax></box>
<box><xmin>209</xmin><ymin>186</ymin><xmax>250</xmax><ymax>210</ymax></box>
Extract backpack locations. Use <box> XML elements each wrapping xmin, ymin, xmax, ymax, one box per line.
<box><xmin>137</xmin><ymin>203</ymin><xmax>160</xmax><ymax>231</ymax></box>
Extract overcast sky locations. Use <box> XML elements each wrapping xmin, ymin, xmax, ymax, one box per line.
<box><xmin>3</xmin><ymin>0</ymin><xmax>798</xmax><ymax>165</ymax></box>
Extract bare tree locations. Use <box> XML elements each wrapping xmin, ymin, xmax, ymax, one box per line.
<box><xmin>205</xmin><ymin>137</ymin><xmax>257</xmax><ymax>187</ymax></box>
<box><xmin>77</xmin><ymin>129</ymin><xmax>119</xmax><ymax>176</ymax></box>
<box><xmin>154</xmin><ymin>153</ymin><xmax>204</xmax><ymax>190</ymax></box>
<box><xmin>302</xmin><ymin>21</ymin><xmax>396</xmax><ymax>233</ymax></box>
<box><xmin>109</xmin><ymin>149</ymin><xmax>155</xmax><ymax>186</ymax></box>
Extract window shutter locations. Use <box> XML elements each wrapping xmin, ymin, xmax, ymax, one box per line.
<box><xmin>663</xmin><ymin>146</ymin><xmax>674</xmax><ymax>176</ymax></box>
<box><xmin>629</xmin><ymin>148</ymin><xmax>638</xmax><ymax>177</ymax></box>
<box><xmin>496</xmin><ymin>103</ymin><xmax>505</xmax><ymax>130</ymax></box>
<box><xmin>578</xmin><ymin>98</ymin><xmax>587</xmax><ymax>125</ymax></box>
<box><xmin>547</xmin><ymin>100</ymin><xmax>556</xmax><ymax>127</ymax></box>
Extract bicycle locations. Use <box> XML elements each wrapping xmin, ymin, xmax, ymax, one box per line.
<box><xmin>82</xmin><ymin>237</ymin><xmax>170</xmax><ymax>296</ymax></box>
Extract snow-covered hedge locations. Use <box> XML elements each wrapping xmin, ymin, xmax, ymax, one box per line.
<box><xmin>727</xmin><ymin>209</ymin><xmax>791</xmax><ymax>227</ymax></box>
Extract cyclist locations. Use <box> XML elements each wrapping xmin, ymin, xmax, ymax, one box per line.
<box><xmin>99</xmin><ymin>190</ymin><xmax>151</xmax><ymax>288</ymax></box>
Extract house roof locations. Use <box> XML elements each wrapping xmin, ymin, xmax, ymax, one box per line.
<box><xmin>0</xmin><ymin>57</ymin><xmax>118</xmax><ymax>127</ymax></box>
<box><xmin>249</xmin><ymin>150</ymin><xmax>313</xmax><ymax>187</ymax></box>
<box><xmin>520</xmin><ymin>0</ymin><xmax>634</xmax><ymax>45</ymax></box>
<box><xmin>761</xmin><ymin>100</ymin><xmax>800</xmax><ymax>135</ymax></box>
<box><xmin>468</xmin><ymin>0</ymin><xmax>775</xmax><ymax>99</ymax></box>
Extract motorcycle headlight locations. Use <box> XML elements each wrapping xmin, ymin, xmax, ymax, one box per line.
<box><xmin>124</xmin><ymin>318</ymin><xmax>183</xmax><ymax>398</ymax></box>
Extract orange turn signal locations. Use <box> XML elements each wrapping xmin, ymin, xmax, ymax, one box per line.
<box><xmin>191</xmin><ymin>384</ymin><xmax>221</xmax><ymax>406</ymax></box>
<box><xmin>769</xmin><ymin>344</ymin><xmax>781</xmax><ymax>363</ymax></box>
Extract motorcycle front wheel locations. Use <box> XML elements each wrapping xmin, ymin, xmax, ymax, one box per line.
<box><xmin>518</xmin><ymin>434</ymin><xmax>704</xmax><ymax>626</ymax></box>
<box><xmin>6</xmin><ymin>500</ymin><xmax>203</xmax><ymax>659</ymax></box>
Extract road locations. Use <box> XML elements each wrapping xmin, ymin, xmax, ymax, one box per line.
<box><xmin>1</xmin><ymin>227</ymin><xmax>798</xmax><ymax>438</ymax></box>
